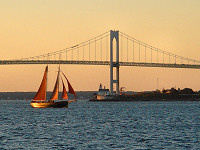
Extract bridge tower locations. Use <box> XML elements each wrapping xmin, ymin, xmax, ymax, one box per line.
<box><xmin>110</xmin><ymin>30</ymin><xmax>120</xmax><ymax>95</ymax></box>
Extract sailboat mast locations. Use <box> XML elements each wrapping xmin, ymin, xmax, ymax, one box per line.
<box><xmin>46</xmin><ymin>54</ymin><xmax>49</xmax><ymax>101</ymax></box>
<box><xmin>58</xmin><ymin>53</ymin><xmax>61</xmax><ymax>100</ymax></box>
<box><xmin>46</xmin><ymin>65</ymin><xmax>48</xmax><ymax>101</ymax></box>
<box><xmin>58</xmin><ymin>65</ymin><xmax>60</xmax><ymax>99</ymax></box>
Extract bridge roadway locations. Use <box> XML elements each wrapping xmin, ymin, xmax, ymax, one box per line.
<box><xmin>1</xmin><ymin>60</ymin><xmax>200</xmax><ymax>69</ymax></box>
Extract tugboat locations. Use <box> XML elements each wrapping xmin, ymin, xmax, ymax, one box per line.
<box><xmin>31</xmin><ymin>66</ymin><xmax>77</xmax><ymax>108</ymax></box>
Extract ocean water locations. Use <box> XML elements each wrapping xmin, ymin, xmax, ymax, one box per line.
<box><xmin>0</xmin><ymin>100</ymin><xmax>200</xmax><ymax>150</ymax></box>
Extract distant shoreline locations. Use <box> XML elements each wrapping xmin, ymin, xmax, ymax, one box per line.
<box><xmin>2</xmin><ymin>90</ymin><xmax>200</xmax><ymax>101</ymax></box>
<box><xmin>0</xmin><ymin>91</ymin><xmax>96</xmax><ymax>100</ymax></box>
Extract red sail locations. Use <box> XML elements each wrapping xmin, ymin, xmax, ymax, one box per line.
<box><xmin>62</xmin><ymin>72</ymin><xmax>77</xmax><ymax>98</ymax></box>
<box><xmin>50</xmin><ymin>70</ymin><xmax>59</xmax><ymax>100</ymax></box>
<box><xmin>61</xmin><ymin>78</ymin><xmax>68</xmax><ymax>100</ymax></box>
<box><xmin>33</xmin><ymin>66</ymin><xmax>48</xmax><ymax>100</ymax></box>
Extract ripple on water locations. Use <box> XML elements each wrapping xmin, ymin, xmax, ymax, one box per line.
<box><xmin>0</xmin><ymin>100</ymin><xmax>200</xmax><ymax>149</ymax></box>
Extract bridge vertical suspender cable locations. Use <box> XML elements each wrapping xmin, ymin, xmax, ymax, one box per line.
<box><xmin>121</xmin><ymin>35</ymin><xmax>123</xmax><ymax>62</ymax></box>
<box><xmin>101</xmin><ymin>38</ymin><xmax>102</xmax><ymax>61</ymax></box>
<box><xmin>162</xmin><ymin>52</ymin><xmax>164</xmax><ymax>63</ymax></box>
<box><xmin>83</xmin><ymin>46</ymin><xmax>84</xmax><ymax>61</ymax></box>
<box><xmin>145</xmin><ymin>45</ymin><xmax>146</xmax><ymax>63</ymax></box>
<box><xmin>157</xmin><ymin>49</ymin><xmax>159</xmax><ymax>63</ymax></box>
<box><xmin>106</xmin><ymin>35</ymin><xmax>108</xmax><ymax>61</ymax></box>
<box><xmin>139</xmin><ymin>42</ymin><xmax>140</xmax><ymax>62</ymax></box>
<box><xmin>89</xmin><ymin>43</ymin><xmax>90</xmax><ymax>61</ymax></box>
<box><xmin>77</xmin><ymin>47</ymin><xmax>79</xmax><ymax>60</ymax></box>
<box><xmin>4</xmin><ymin>30</ymin><xmax>200</xmax><ymax>70</ymax></box>
<box><xmin>127</xmin><ymin>38</ymin><xmax>128</xmax><ymax>62</ymax></box>
<box><xmin>151</xmin><ymin>46</ymin><xmax>152</xmax><ymax>63</ymax></box>
<box><xmin>133</xmin><ymin>40</ymin><xmax>134</xmax><ymax>62</ymax></box>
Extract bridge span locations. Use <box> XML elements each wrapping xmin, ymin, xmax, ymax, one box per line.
<box><xmin>1</xmin><ymin>60</ymin><xmax>200</xmax><ymax>69</ymax></box>
<box><xmin>1</xmin><ymin>30</ymin><xmax>200</xmax><ymax>94</ymax></box>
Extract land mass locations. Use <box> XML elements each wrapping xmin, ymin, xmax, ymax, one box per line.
<box><xmin>90</xmin><ymin>87</ymin><xmax>200</xmax><ymax>101</ymax></box>
<box><xmin>1</xmin><ymin>88</ymin><xmax>200</xmax><ymax>101</ymax></box>
<box><xmin>0</xmin><ymin>91</ymin><xmax>95</xmax><ymax>100</ymax></box>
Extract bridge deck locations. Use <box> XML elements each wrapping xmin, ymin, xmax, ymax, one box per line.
<box><xmin>0</xmin><ymin>60</ymin><xmax>200</xmax><ymax>69</ymax></box>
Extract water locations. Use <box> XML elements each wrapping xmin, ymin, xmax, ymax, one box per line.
<box><xmin>0</xmin><ymin>100</ymin><xmax>200</xmax><ymax>149</ymax></box>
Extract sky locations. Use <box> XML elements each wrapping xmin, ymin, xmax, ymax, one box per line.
<box><xmin>0</xmin><ymin>0</ymin><xmax>200</xmax><ymax>92</ymax></box>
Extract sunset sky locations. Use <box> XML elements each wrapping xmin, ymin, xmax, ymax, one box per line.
<box><xmin>0</xmin><ymin>0</ymin><xmax>200</xmax><ymax>92</ymax></box>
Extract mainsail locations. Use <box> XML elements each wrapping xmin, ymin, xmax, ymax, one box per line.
<box><xmin>50</xmin><ymin>70</ymin><xmax>59</xmax><ymax>100</ymax></box>
<box><xmin>62</xmin><ymin>72</ymin><xmax>77</xmax><ymax>98</ymax></box>
<box><xmin>33</xmin><ymin>66</ymin><xmax>48</xmax><ymax>100</ymax></box>
<box><xmin>31</xmin><ymin>66</ymin><xmax>77</xmax><ymax>108</ymax></box>
<box><xmin>61</xmin><ymin>78</ymin><xmax>68</xmax><ymax>100</ymax></box>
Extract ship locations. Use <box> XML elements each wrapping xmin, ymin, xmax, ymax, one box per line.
<box><xmin>89</xmin><ymin>84</ymin><xmax>113</xmax><ymax>101</ymax></box>
<box><xmin>31</xmin><ymin>66</ymin><xmax>77</xmax><ymax>108</ymax></box>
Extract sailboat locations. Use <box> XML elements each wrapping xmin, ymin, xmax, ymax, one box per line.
<box><xmin>31</xmin><ymin>66</ymin><xmax>77</xmax><ymax>108</ymax></box>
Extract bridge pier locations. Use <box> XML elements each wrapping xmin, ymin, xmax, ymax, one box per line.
<box><xmin>110</xmin><ymin>30</ymin><xmax>119</xmax><ymax>95</ymax></box>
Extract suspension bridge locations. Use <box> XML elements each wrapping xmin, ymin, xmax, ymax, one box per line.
<box><xmin>1</xmin><ymin>30</ymin><xmax>200</xmax><ymax>94</ymax></box>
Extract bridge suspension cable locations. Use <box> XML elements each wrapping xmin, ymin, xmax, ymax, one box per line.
<box><xmin>21</xmin><ymin>31</ymin><xmax>110</xmax><ymax>61</ymax></box>
<box><xmin>1</xmin><ymin>30</ymin><xmax>199</xmax><ymax>70</ymax></box>
<box><xmin>119</xmin><ymin>31</ymin><xmax>200</xmax><ymax>65</ymax></box>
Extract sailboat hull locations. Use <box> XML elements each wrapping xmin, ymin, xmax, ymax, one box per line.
<box><xmin>31</xmin><ymin>101</ymin><xmax>68</xmax><ymax>108</ymax></box>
